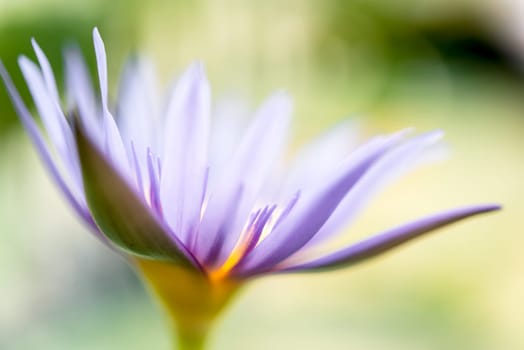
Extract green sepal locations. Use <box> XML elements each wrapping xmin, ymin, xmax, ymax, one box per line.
<box><xmin>74</xmin><ymin>120</ymin><xmax>200</xmax><ymax>269</ymax></box>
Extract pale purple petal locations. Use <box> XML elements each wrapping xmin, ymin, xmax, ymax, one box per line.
<box><xmin>31</xmin><ymin>39</ymin><xmax>61</xmax><ymax>101</ymax></box>
<box><xmin>147</xmin><ymin>149</ymin><xmax>162</xmax><ymax>215</ymax></box>
<box><xmin>205</xmin><ymin>97</ymin><xmax>250</xmax><ymax>209</ymax></box>
<box><xmin>18</xmin><ymin>56</ymin><xmax>84</xmax><ymax>199</ymax></box>
<box><xmin>116</xmin><ymin>58</ymin><xmax>159</xmax><ymax>192</ymax></box>
<box><xmin>93</xmin><ymin>28</ymin><xmax>109</xmax><ymax>109</ymax></box>
<box><xmin>242</xmin><ymin>205</ymin><xmax>277</xmax><ymax>256</ymax></box>
<box><xmin>234</xmin><ymin>130</ymin><xmax>409</xmax><ymax>275</ymax></box>
<box><xmin>160</xmin><ymin>62</ymin><xmax>211</xmax><ymax>245</ymax></box>
<box><xmin>207</xmin><ymin>96</ymin><xmax>249</xmax><ymax>173</ymax></box>
<box><xmin>29</xmin><ymin>42</ymin><xmax>84</xmax><ymax>179</ymax></box>
<box><xmin>200</xmin><ymin>184</ymin><xmax>245</xmax><ymax>265</ymax></box>
<box><xmin>102</xmin><ymin>109</ymin><xmax>131</xmax><ymax>177</ymax></box>
<box><xmin>116</xmin><ymin>58</ymin><xmax>159</xmax><ymax>148</ymax></box>
<box><xmin>0</xmin><ymin>61</ymin><xmax>103</xmax><ymax>238</ymax></box>
<box><xmin>305</xmin><ymin>130</ymin><xmax>444</xmax><ymax>247</ymax></box>
<box><xmin>116</xmin><ymin>63</ymin><xmax>154</xmax><ymax>188</ymax></box>
<box><xmin>272</xmin><ymin>191</ymin><xmax>301</xmax><ymax>229</ymax></box>
<box><xmin>227</xmin><ymin>92</ymin><xmax>292</xmax><ymax>195</ymax></box>
<box><xmin>196</xmin><ymin>92</ymin><xmax>292</xmax><ymax>268</ymax></box>
<box><xmin>29</xmin><ymin>47</ymin><xmax>84</xmax><ymax>188</ymax></box>
<box><xmin>130</xmin><ymin>142</ymin><xmax>144</xmax><ymax>194</ymax></box>
<box><xmin>92</xmin><ymin>28</ymin><xmax>130</xmax><ymax>176</ymax></box>
<box><xmin>277</xmin><ymin>204</ymin><xmax>501</xmax><ymax>273</ymax></box>
<box><xmin>283</xmin><ymin>120</ymin><xmax>361</xmax><ymax>197</ymax></box>
<box><xmin>32</xmin><ymin>39</ymin><xmax>83</xmax><ymax>185</ymax></box>
<box><xmin>64</xmin><ymin>46</ymin><xmax>102</xmax><ymax>144</ymax></box>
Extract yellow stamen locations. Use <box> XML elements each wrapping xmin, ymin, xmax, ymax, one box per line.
<box><xmin>210</xmin><ymin>206</ymin><xmax>282</xmax><ymax>281</ymax></box>
<box><xmin>209</xmin><ymin>241</ymin><xmax>249</xmax><ymax>282</ymax></box>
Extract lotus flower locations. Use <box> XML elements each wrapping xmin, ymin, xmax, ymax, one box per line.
<box><xmin>0</xmin><ymin>28</ymin><xmax>500</xmax><ymax>350</ymax></box>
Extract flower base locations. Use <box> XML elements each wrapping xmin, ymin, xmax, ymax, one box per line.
<box><xmin>136</xmin><ymin>258</ymin><xmax>241</xmax><ymax>350</ymax></box>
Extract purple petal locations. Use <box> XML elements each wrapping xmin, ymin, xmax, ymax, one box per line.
<box><xmin>0</xmin><ymin>61</ymin><xmax>103</xmax><ymax>238</ymax></box>
<box><xmin>130</xmin><ymin>142</ymin><xmax>144</xmax><ymax>194</ymax></box>
<box><xmin>64</xmin><ymin>46</ymin><xmax>102</xmax><ymax>144</ymax></box>
<box><xmin>305</xmin><ymin>130</ymin><xmax>444</xmax><ymax>247</ymax></box>
<box><xmin>31</xmin><ymin>39</ymin><xmax>61</xmax><ymax>101</ymax></box>
<box><xmin>160</xmin><ymin>62</ymin><xmax>211</xmax><ymax>245</ymax></box>
<box><xmin>241</xmin><ymin>205</ymin><xmax>277</xmax><ymax>256</ymax></box>
<box><xmin>18</xmin><ymin>56</ymin><xmax>84</xmax><ymax>198</ymax></box>
<box><xmin>234</xmin><ymin>130</ymin><xmax>409</xmax><ymax>275</ymax></box>
<box><xmin>92</xmin><ymin>28</ymin><xmax>130</xmax><ymax>176</ymax></box>
<box><xmin>32</xmin><ymin>38</ymin><xmax>83</xmax><ymax>183</ymax></box>
<box><xmin>116</xmin><ymin>58</ymin><xmax>159</xmax><ymax>192</ymax></box>
<box><xmin>200</xmin><ymin>184</ymin><xmax>245</xmax><ymax>266</ymax></box>
<box><xmin>93</xmin><ymin>28</ymin><xmax>109</xmax><ymax>109</ymax></box>
<box><xmin>18</xmin><ymin>56</ymin><xmax>65</xmax><ymax>145</ymax></box>
<box><xmin>279</xmin><ymin>204</ymin><xmax>501</xmax><ymax>273</ymax></box>
<box><xmin>196</xmin><ymin>92</ymin><xmax>292</xmax><ymax>268</ymax></box>
<box><xmin>207</xmin><ymin>96</ymin><xmax>249</xmax><ymax>173</ymax></box>
<box><xmin>272</xmin><ymin>191</ymin><xmax>301</xmax><ymax>229</ymax></box>
<box><xmin>146</xmin><ymin>149</ymin><xmax>162</xmax><ymax>215</ymax></box>
<box><xmin>283</xmin><ymin>120</ymin><xmax>360</xmax><ymax>197</ymax></box>
<box><xmin>74</xmin><ymin>119</ymin><xmax>202</xmax><ymax>270</ymax></box>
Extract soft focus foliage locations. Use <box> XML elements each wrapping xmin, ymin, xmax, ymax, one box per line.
<box><xmin>0</xmin><ymin>0</ymin><xmax>521</xmax><ymax>349</ymax></box>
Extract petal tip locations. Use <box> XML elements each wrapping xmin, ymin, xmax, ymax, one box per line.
<box><xmin>93</xmin><ymin>27</ymin><xmax>105</xmax><ymax>51</ymax></box>
<box><xmin>428</xmin><ymin>129</ymin><xmax>445</xmax><ymax>140</ymax></box>
<box><xmin>30</xmin><ymin>37</ymin><xmax>39</xmax><ymax>49</ymax></box>
<box><xmin>184</xmin><ymin>60</ymin><xmax>208</xmax><ymax>82</ymax></box>
<box><xmin>93</xmin><ymin>27</ymin><xmax>101</xmax><ymax>38</ymax></box>
<box><xmin>17</xmin><ymin>55</ymin><xmax>30</xmax><ymax>67</ymax></box>
<box><xmin>30</xmin><ymin>38</ymin><xmax>46</xmax><ymax>61</ymax></box>
<box><xmin>477</xmin><ymin>203</ymin><xmax>502</xmax><ymax>212</ymax></box>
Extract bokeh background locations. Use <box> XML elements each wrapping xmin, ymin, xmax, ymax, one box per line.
<box><xmin>0</xmin><ymin>0</ymin><xmax>522</xmax><ymax>349</ymax></box>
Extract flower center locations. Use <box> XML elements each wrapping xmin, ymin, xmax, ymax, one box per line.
<box><xmin>208</xmin><ymin>241</ymin><xmax>249</xmax><ymax>282</ymax></box>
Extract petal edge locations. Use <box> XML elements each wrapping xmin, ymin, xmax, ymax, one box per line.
<box><xmin>278</xmin><ymin>204</ymin><xmax>501</xmax><ymax>273</ymax></box>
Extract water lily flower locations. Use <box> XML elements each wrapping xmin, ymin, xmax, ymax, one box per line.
<box><xmin>1</xmin><ymin>28</ymin><xmax>500</xmax><ymax>350</ymax></box>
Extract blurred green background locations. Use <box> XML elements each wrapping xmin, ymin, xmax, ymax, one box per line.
<box><xmin>0</xmin><ymin>0</ymin><xmax>522</xmax><ymax>349</ymax></box>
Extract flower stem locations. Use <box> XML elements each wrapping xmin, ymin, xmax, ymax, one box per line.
<box><xmin>135</xmin><ymin>258</ymin><xmax>241</xmax><ymax>350</ymax></box>
<box><xmin>174</xmin><ymin>324</ymin><xmax>208</xmax><ymax>350</ymax></box>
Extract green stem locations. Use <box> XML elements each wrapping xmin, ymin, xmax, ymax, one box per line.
<box><xmin>174</xmin><ymin>324</ymin><xmax>208</xmax><ymax>350</ymax></box>
<box><xmin>170</xmin><ymin>307</ymin><xmax>213</xmax><ymax>350</ymax></box>
<box><xmin>135</xmin><ymin>259</ymin><xmax>242</xmax><ymax>350</ymax></box>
